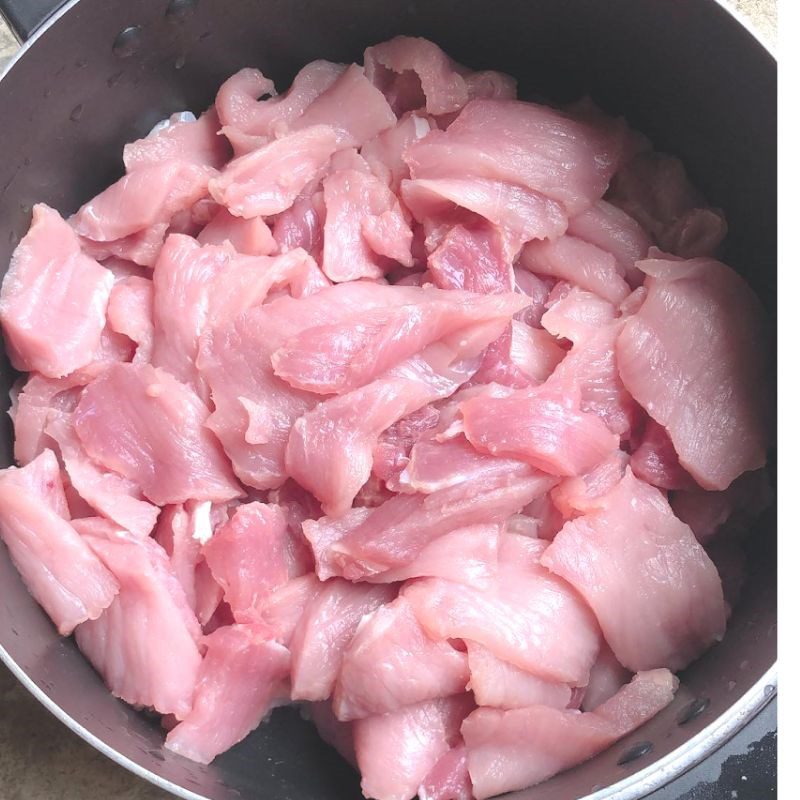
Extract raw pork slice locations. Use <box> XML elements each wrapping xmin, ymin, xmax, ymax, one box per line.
<box><xmin>541</xmin><ymin>469</ymin><xmax>726</xmax><ymax>671</ymax></box>
<box><xmin>462</xmin><ymin>669</ymin><xmax>677</xmax><ymax>799</ymax></box>
<box><xmin>617</xmin><ymin>256</ymin><xmax>769</xmax><ymax>489</ymax></box>
<box><xmin>354</xmin><ymin>694</ymin><xmax>474</xmax><ymax>800</ymax></box>
<box><xmin>0</xmin><ymin>204</ymin><xmax>114</xmax><ymax>378</ymax></box>
<box><xmin>165</xmin><ymin>624</ymin><xmax>290</xmax><ymax>764</ymax></box>
<box><xmin>256</xmin><ymin>573</ymin><xmax>323</xmax><ymax>646</ymax></box>
<box><xmin>550</xmin><ymin>450</ymin><xmax>629</xmax><ymax>520</ymax></box>
<box><xmin>361</xmin><ymin>113</ymin><xmax>432</xmax><ymax>193</ymax></box>
<box><xmin>75</xmin><ymin>531</ymin><xmax>202</xmax><ymax>717</ymax></box>
<box><xmin>106</xmin><ymin>276</ymin><xmax>154</xmax><ymax>363</ymax></box>
<box><xmin>630</xmin><ymin>418</ymin><xmax>696</xmax><ymax>490</ymax></box>
<box><xmin>334</xmin><ymin>596</ymin><xmax>469</xmax><ymax>720</ymax></box>
<box><xmin>73</xmin><ymin>362</ymin><xmax>242</xmax><ymax>505</ymax></box>
<box><xmin>0</xmin><ymin>450</ymin><xmax>118</xmax><ymax>634</ymax></box>
<box><xmin>290</xmin><ymin>580</ymin><xmax>395</xmax><ymax>701</ymax></box>
<box><xmin>581</xmin><ymin>644</ymin><xmax>631</xmax><ymax>712</ymax></box>
<box><xmin>418</xmin><ymin>743</ymin><xmax>472</xmax><ymax>800</ymax></box>
<box><xmin>197</xmin><ymin>207</ymin><xmax>277</xmax><ymax>255</ymax></box>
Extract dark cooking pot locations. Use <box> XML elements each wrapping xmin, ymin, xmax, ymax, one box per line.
<box><xmin>0</xmin><ymin>1</ymin><xmax>776</xmax><ymax>798</ymax></box>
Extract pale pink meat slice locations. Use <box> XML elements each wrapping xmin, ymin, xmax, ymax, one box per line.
<box><xmin>581</xmin><ymin>643</ymin><xmax>631</xmax><ymax>712</ymax></box>
<box><xmin>208</xmin><ymin>125</ymin><xmax>339</xmax><ymax>218</ymax></box>
<box><xmin>197</xmin><ymin>207</ymin><xmax>277</xmax><ymax>255</ymax></box>
<box><xmin>290</xmin><ymin>580</ymin><xmax>395</xmax><ymax>702</ymax></box>
<box><xmin>541</xmin><ymin>285</ymin><xmax>617</xmax><ymax>343</ymax></box>
<box><xmin>616</xmin><ymin>256</ymin><xmax>769</xmax><ymax>489</ymax></box>
<box><xmin>402</xmin><ymin>535</ymin><xmax>600</xmax><ymax>684</ymax></box>
<box><xmin>354</xmin><ymin>694</ymin><xmax>475</xmax><ymax>800</ymax></box>
<box><xmin>123</xmin><ymin>109</ymin><xmax>230</xmax><ymax>171</ymax></box>
<box><xmin>0</xmin><ymin>204</ymin><xmax>114</xmax><ymax>378</ymax></box>
<box><xmin>404</xmin><ymin>98</ymin><xmax>624</xmax><ymax>215</ymax></box>
<box><xmin>630</xmin><ymin>417</ymin><xmax>696</xmax><ymax>490</ymax></box>
<box><xmin>361</xmin><ymin>113</ymin><xmax>432</xmax><ymax>193</ymax></box>
<box><xmin>165</xmin><ymin>624</ymin><xmax>290</xmax><ymax>764</ymax></box>
<box><xmin>106</xmin><ymin>276</ymin><xmax>154</xmax><ymax>363</ymax></box>
<box><xmin>256</xmin><ymin>573</ymin><xmax>323</xmax><ymax>646</ymax></box>
<box><xmin>72</xmin><ymin>161</ymin><xmax>215</xmax><ymax>241</ymax></box>
<box><xmin>541</xmin><ymin>469</ymin><xmax>726</xmax><ymax>671</ymax></box>
<box><xmin>80</xmin><ymin>222</ymin><xmax>169</xmax><ymax>268</ymax></box>
<box><xmin>462</xmin><ymin>669</ymin><xmax>678</xmax><ymax>799</ymax></box>
<box><xmin>465</xmin><ymin>641</ymin><xmax>573</xmax><ymax>710</ymax></box>
<box><xmin>75</xmin><ymin>531</ymin><xmax>202</xmax><ymax>717</ymax></box>
<box><xmin>551</xmin><ymin>450</ymin><xmax>629</xmax><ymax>520</ymax></box>
<box><xmin>418</xmin><ymin>743</ymin><xmax>472</xmax><ymax>800</ymax></box>
<box><xmin>271</xmin><ymin>181</ymin><xmax>326</xmax><ymax>259</ymax></box>
<box><xmin>513</xmin><ymin>268</ymin><xmax>552</xmax><ymax>327</ymax></box>
<box><xmin>273</xmin><ymin>286</ymin><xmax>525</xmax><ymax>394</ymax></box>
<box><xmin>73</xmin><ymin>362</ymin><xmax>242</xmax><ymax>505</ymax></box>
<box><xmin>334</xmin><ymin>596</ymin><xmax>469</xmax><ymax>721</ymax></box>
<box><xmin>373</xmin><ymin>405</ymin><xmax>440</xmax><ymax>491</ymax></box>
<box><xmin>0</xmin><ymin>450</ymin><xmax>118</xmax><ymax>635</ymax></box>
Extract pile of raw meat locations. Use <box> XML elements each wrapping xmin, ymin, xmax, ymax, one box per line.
<box><xmin>0</xmin><ymin>36</ymin><xmax>771</xmax><ymax>800</ymax></box>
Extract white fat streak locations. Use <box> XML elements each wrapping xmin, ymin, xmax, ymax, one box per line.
<box><xmin>190</xmin><ymin>500</ymin><xmax>214</xmax><ymax>544</ymax></box>
<box><xmin>147</xmin><ymin>110</ymin><xmax>197</xmax><ymax>138</ymax></box>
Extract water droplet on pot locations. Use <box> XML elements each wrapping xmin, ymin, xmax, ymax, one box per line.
<box><xmin>20</xmin><ymin>204</ymin><xmax>30</xmax><ymax>214</ymax></box>
<box><xmin>23</xmin><ymin>157</ymin><xmax>31</xmax><ymax>167</ymax></box>
<box><xmin>69</xmin><ymin>104</ymin><xmax>84</xmax><ymax>122</ymax></box>
<box><xmin>677</xmin><ymin>697</ymin><xmax>710</xmax><ymax>725</ymax></box>
<box><xmin>107</xmin><ymin>71</ymin><xmax>124</xmax><ymax>87</ymax></box>
<box><xmin>76</xmin><ymin>58</ymin><xmax>87</xmax><ymax>69</ymax></box>
<box><xmin>174</xmin><ymin>55</ymin><xmax>186</xmax><ymax>70</ymax></box>
<box><xmin>617</xmin><ymin>741</ymin><xmax>652</xmax><ymax>766</ymax></box>
<box><xmin>43</xmin><ymin>87</ymin><xmax>52</xmax><ymax>98</ymax></box>
<box><xmin>764</xmin><ymin>684</ymin><xmax>776</xmax><ymax>698</ymax></box>
<box><xmin>165</xmin><ymin>0</ymin><xmax>197</xmax><ymax>21</ymax></box>
<box><xmin>198</xmin><ymin>30</ymin><xmax>212</xmax><ymax>41</ymax></box>
<box><xmin>112</xmin><ymin>26</ymin><xmax>144</xmax><ymax>59</ymax></box>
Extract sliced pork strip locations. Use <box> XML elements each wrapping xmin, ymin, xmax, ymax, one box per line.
<box><xmin>465</xmin><ymin>641</ymin><xmax>573</xmax><ymax>710</ymax></box>
<box><xmin>75</xmin><ymin>531</ymin><xmax>202</xmax><ymax>717</ymax></box>
<box><xmin>616</xmin><ymin>256</ymin><xmax>769</xmax><ymax>489</ymax></box>
<box><xmin>630</xmin><ymin>417</ymin><xmax>696</xmax><ymax>490</ymax></box>
<box><xmin>418</xmin><ymin>743</ymin><xmax>473</xmax><ymax>800</ymax></box>
<box><xmin>165</xmin><ymin>625</ymin><xmax>291</xmax><ymax>764</ymax></box>
<box><xmin>581</xmin><ymin>644</ymin><xmax>632</xmax><ymax>712</ymax></box>
<box><xmin>0</xmin><ymin>450</ymin><xmax>118</xmax><ymax>635</ymax></box>
<box><xmin>256</xmin><ymin>573</ymin><xmax>323</xmax><ymax>646</ymax></box>
<box><xmin>271</xmin><ymin>181</ymin><xmax>326</xmax><ymax>259</ymax></box>
<box><xmin>361</xmin><ymin>113</ymin><xmax>432</xmax><ymax>193</ymax></box>
<box><xmin>123</xmin><ymin>109</ymin><xmax>230</xmax><ymax>171</ymax></box>
<box><xmin>106</xmin><ymin>276</ymin><xmax>154</xmax><ymax>363</ymax></box>
<box><xmin>541</xmin><ymin>469</ymin><xmax>726</xmax><ymax>671</ymax></box>
<box><xmin>462</xmin><ymin>669</ymin><xmax>677</xmax><ymax>799</ymax></box>
<box><xmin>73</xmin><ymin>362</ymin><xmax>242</xmax><ymax>506</ymax></box>
<box><xmin>0</xmin><ymin>204</ymin><xmax>114</xmax><ymax>378</ymax></box>
<box><xmin>373</xmin><ymin>405</ymin><xmax>440</xmax><ymax>491</ymax></box>
<box><xmin>334</xmin><ymin>596</ymin><xmax>469</xmax><ymax>721</ymax></box>
<box><xmin>197</xmin><ymin>207</ymin><xmax>277</xmax><ymax>255</ymax></box>
<box><xmin>290</xmin><ymin>580</ymin><xmax>396</xmax><ymax>702</ymax></box>
<box><xmin>354</xmin><ymin>694</ymin><xmax>475</xmax><ymax>800</ymax></box>
<box><xmin>72</xmin><ymin>161</ymin><xmax>215</xmax><ymax>242</ymax></box>
<box><xmin>550</xmin><ymin>450</ymin><xmax>629</xmax><ymax>520</ymax></box>
<box><xmin>208</xmin><ymin>125</ymin><xmax>339</xmax><ymax>218</ymax></box>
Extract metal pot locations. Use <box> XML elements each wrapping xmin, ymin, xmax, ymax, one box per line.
<box><xmin>0</xmin><ymin>1</ymin><xmax>776</xmax><ymax>798</ymax></box>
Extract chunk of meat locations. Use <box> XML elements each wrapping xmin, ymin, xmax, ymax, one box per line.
<box><xmin>354</xmin><ymin>695</ymin><xmax>475</xmax><ymax>800</ymax></box>
<box><xmin>630</xmin><ymin>418</ymin><xmax>696</xmax><ymax>490</ymax></box>
<box><xmin>72</xmin><ymin>161</ymin><xmax>215</xmax><ymax>242</ymax></box>
<box><xmin>271</xmin><ymin>182</ymin><xmax>326</xmax><ymax>258</ymax></box>
<box><xmin>106</xmin><ymin>276</ymin><xmax>154</xmax><ymax>363</ymax></box>
<box><xmin>418</xmin><ymin>743</ymin><xmax>472</xmax><ymax>800</ymax></box>
<box><xmin>513</xmin><ymin>268</ymin><xmax>553</xmax><ymax>328</ymax></box>
<box><xmin>551</xmin><ymin>450</ymin><xmax>629</xmax><ymax>520</ymax></box>
<box><xmin>290</xmin><ymin>580</ymin><xmax>395</xmax><ymax>702</ymax></box>
<box><xmin>73</xmin><ymin>363</ymin><xmax>242</xmax><ymax>505</ymax></box>
<box><xmin>80</xmin><ymin>222</ymin><xmax>169</xmax><ymax>268</ymax></box>
<box><xmin>256</xmin><ymin>573</ymin><xmax>323</xmax><ymax>646</ymax></box>
<box><xmin>165</xmin><ymin>625</ymin><xmax>290</xmax><ymax>764</ymax></box>
<box><xmin>373</xmin><ymin>405</ymin><xmax>440</xmax><ymax>491</ymax></box>
<box><xmin>361</xmin><ymin>113</ymin><xmax>432</xmax><ymax>193</ymax></box>
<box><xmin>208</xmin><ymin>125</ymin><xmax>339</xmax><ymax>218</ymax></box>
<box><xmin>466</xmin><ymin>641</ymin><xmax>573</xmax><ymax>710</ymax></box>
<box><xmin>75</xmin><ymin>531</ymin><xmax>202</xmax><ymax>717</ymax></box>
<box><xmin>462</xmin><ymin>669</ymin><xmax>678</xmax><ymax>799</ymax></box>
<box><xmin>197</xmin><ymin>207</ymin><xmax>277</xmax><ymax>255</ymax></box>
<box><xmin>0</xmin><ymin>450</ymin><xmax>118</xmax><ymax>635</ymax></box>
<box><xmin>617</xmin><ymin>256</ymin><xmax>769</xmax><ymax>489</ymax></box>
<box><xmin>541</xmin><ymin>285</ymin><xmax>617</xmax><ymax>344</ymax></box>
<box><xmin>581</xmin><ymin>644</ymin><xmax>631</xmax><ymax>712</ymax></box>
<box><xmin>541</xmin><ymin>469</ymin><xmax>726</xmax><ymax>671</ymax></box>
<box><xmin>0</xmin><ymin>204</ymin><xmax>114</xmax><ymax>378</ymax></box>
<box><xmin>334</xmin><ymin>596</ymin><xmax>469</xmax><ymax>720</ymax></box>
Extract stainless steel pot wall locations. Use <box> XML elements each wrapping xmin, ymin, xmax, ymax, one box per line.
<box><xmin>0</xmin><ymin>1</ymin><xmax>776</xmax><ymax>799</ymax></box>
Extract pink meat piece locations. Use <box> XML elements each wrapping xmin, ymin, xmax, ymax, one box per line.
<box><xmin>75</xmin><ymin>531</ymin><xmax>202</xmax><ymax>717</ymax></box>
<box><xmin>208</xmin><ymin>125</ymin><xmax>339</xmax><ymax>218</ymax></box>
<box><xmin>461</xmin><ymin>383</ymin><xmax>619</xmax><ymax>476</ymax></box>
<box><xmin>72</xmin><ymin>161</ymin><xmax>215</xmax><ymax>242</ymax></box>
<box><xmin>0</xmin><ymin>450</ymin><xmax>118</xmax><ymax>635</ymax></box>
<box><xmin>463</xmin><ymin>70</ymin><xmax>517</xmax><ymax>102</ymax></box>
<box><xmin>289</xmin><ymin>64</ymin><xmax>397</xmax><ymax>147</ymax></box>
<box><xmin>404</xmin><ymin>98</ymin><xmax>624</xmax><ymax>216</ymax></box>
<box><xmin>519</xmin><ymin>235</ymin><xmax>631</xmax><ymax>304</ymax></box>
<box><xmin>256</xmin><ymin>573</ymin><xmax>322</xmax><ymax>646</ymax></box>
<box><xmin>197</xmin><ymin>207</ymin><xmax>277</xmax><ymax>255</ymax></box>
<box><xmin>123</xmin><ymin>109</ymin><xmax>230</xmax><ymax>171</ymax></box>
<box><xmin>418</xmin><ymin>743</ymin><xmax>473</xmax><ymax>800</ymax></box>
<box><xmin>106</xmin><ymin>276</ymin><xmax>154</xmax><ymax>363</ymax></box>
<box><xmin>271</xmin><ymin>182</ymin><xmax>326</xmax><ymax>258</ymax></box>
<box><xmin>616</xmin><ymin>256</ymin><xmax>769</xmax><ymax>489</ymax></box>
<box><xmin>402</xmin><ymin>534</ymin><xmax>600</xmax><ymax>684</ymax></box>
<box><xmin>290</xmin><ymin>580</ymin><xmax>395</xmax><ymax>702</ymax></box>
<box><xmin>462</xmin><ymin>669</ymin><xmax>677</xmax><ymax>799</ymax></box>
<box><xmin>630</xmin><ymin>418</ymin><xmax>696</xmax><ymax>490</ymax></box>
<box><xmin>551</xmin><ymin>450</ymin><xmax>629</xmax><ymax>520</ymax></box>
<box><xmin>321</xmin><ymin>168</ymin><xmax>413</xmax><ymax>281</ymax></box>
<box><xmin>361</xmin><ymin>113</ymin><xmax>433</xmax><ymax>193</ymax></box>
<box><xmin>567</xmin><ymin>200</ymin><xmax>652</xmax><ymax>283</ymax></box>
<box><xmin>334</xmin><ymin>596</ymin><xmax>469</xmax><ymax>720</ymax></box>
<box><xmin>203</xmin><ymin>502</ymin><xmax>306</xmax><ymax>623</ymax></box>
<box><xmin>73</xmin><ymin>362</ymin><xmax>242</xmax><ymax>505</ymax></box>
<box><xmin>308</xmin><ymin>700</ymin><xmax>357</xmax><ymax>765</ymax></box>
<box><xmin>365</xmin><ymin>36</ymin><xmax>469</xmax><ymax>115</ymax></box>
<box><xmin>0</xmin><ymin>205</ymin><xmax>114</xmax><ymax>378</ymax></box>
<box><xmin>373</xmin><ymin>405</ymin><xmax>441</xmax><ymax>491</ymax></box>
<box><xmin>519</xmin><ymin>493</ymin><xmax>565</xmax><ymax>541</ymax></box>
<box><xmin>303</xmin><ymin>453</ymin><xmax>553</xmax><ymax>581</ymax></box>
<box><xmin>273</xmin><ymin>286</ymin><xmax>525</xmax><ymax>394</ymax></box>
<box><xmin>581</xmin><ymin>644</ymin><xmax>631</xmax><ymax>712</ymax></box>
<box><xmin>79</xmin><ymin>222</ymin><xmax>169</xmax><ymax>268</ymax></box>
<box><xmin>45</xmin><ymin>414</ymin><xmax>159</xmax><ymax>539</ymax></box>
<box><xmin>541</xmin><ymin>469</ymin><xmax>726</xmax><ymax>671</ymax></box>
<box><xmin>660</xmin><ymin>207</ymin><xmax>729</xmax><ymax>260</ymax></box>
<box><xmin>403</xmin><ymin>177</ymin><xmax>568</xmax><ymax>249</ymax></box>
<box><xmin>354</xmin><ymin>695</ymin><xmax>475</xmax><ymax>800</ymax></box>
<box><xmin>541</xmin><ymin>286</ymin><xmax>617</xmax><ymax>347</ymax></box>
<box><xmin>513</xmin><ymin>268</ymin><xmax>552</xmax><ymax>328</ymax></box>
<box><xmin>165</xmin><ymin>624</ymin><xmax>290</xmax><ymax>764</ymax></box>
<box><xmin>466</xmin><ymin>641</ymin><xmax>573</xmax><ymax>710</ymax></box>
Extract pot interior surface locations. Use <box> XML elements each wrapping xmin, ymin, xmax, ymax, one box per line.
<box><xmin>0</xmin><ymin>1</ymin><xmax>776</xmax><ymax>799</ymax></box>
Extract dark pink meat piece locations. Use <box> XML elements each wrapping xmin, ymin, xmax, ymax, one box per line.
<box><xmin>630</xmin><ymin>418</ymin><xmax>696</xmax><ymax>490</ymax></box>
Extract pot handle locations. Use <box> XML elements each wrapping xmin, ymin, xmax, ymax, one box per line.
<box><xmin>0</xmin><ymin>0</ymin><xmax>68</xmax><ymax>42</ymax></box>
